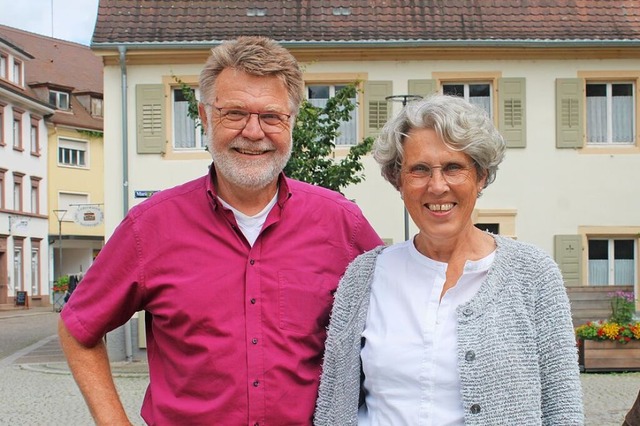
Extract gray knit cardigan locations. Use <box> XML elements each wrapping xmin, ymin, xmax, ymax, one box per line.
<box><xmin>314</xmin><ymin>235</ymin><xmax>584</xmax><ymax>425</ymax></box>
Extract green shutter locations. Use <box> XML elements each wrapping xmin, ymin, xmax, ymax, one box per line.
<box><xmin>408</xmin><ymin>79</ymin><xmax>436</xmax><ymax>99</ymax></box>
<box><xmin>556</xmin><ymin>79</ymin><xmax>584</xmax><ymax>149</ymax></box>
<box><xmin>554</xmin><ymin>235</ymin><xmax>583</xmax><ymax>286</ymax></box>
<box><xmin>364</xmin><ymin>81</ymin><xmax>392</xmax><ymax>138</ymax></box>
<box><xmin>136</xmin><ymin>84</ymin><xmax>166</xmax><ymax>154</ymax></box>
<box><xmin>498</xmin><ymin>78</ymin><xmax>526</xmax><ymax>148</ymax></box>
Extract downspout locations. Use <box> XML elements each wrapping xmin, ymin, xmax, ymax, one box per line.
<box><xmin>118</xmin><ymin>45</ymin><xmax>133</xmax><ymax>362</ymax></box>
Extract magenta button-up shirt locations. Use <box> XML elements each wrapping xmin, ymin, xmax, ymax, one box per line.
<box><xmin>61</xmin><ymin>168</ymin><xmax>382</xmax><ymax>425</ymax></box>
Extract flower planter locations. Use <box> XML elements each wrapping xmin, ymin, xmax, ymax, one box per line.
<box><xmin>52</xmin><ymin>292</ymin><xmax>66</xmax><ymax>313</ymax></box>
<box><xmin>579</xmin><ymin>340</ymin><xmax>640</xmax><ymax>372</ymax></box>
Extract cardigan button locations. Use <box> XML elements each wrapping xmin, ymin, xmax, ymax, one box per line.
<box><xmin>470</xmin><ymin>404</ymin><xmax>481</xmax><ymax>414</ymax></box>
<box><xmin>463</xmin><ymin>307</ymin><xmax>473</xmax><ymax>316</ymax></box>
<box><xmin>465</xmin><ymin>350</ymin><xmax>476</xmax><ymax>362</ymax></box>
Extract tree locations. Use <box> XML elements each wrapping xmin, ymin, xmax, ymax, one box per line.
<box><xmin>286</xmin><ymin>84</ymin><xmax>373</xmax><ymax>193</ymax></box>
<box><xmin>176</xmin><ymin>78</ymin><xmax>373</xmax><ymax>193</ymax></box>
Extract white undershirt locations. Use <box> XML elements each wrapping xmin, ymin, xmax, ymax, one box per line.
<box><xmin>218</xmin><ymin>191</ymin><xmax>278</xmax><ymax>246</ymax></box>
<box><xmin>359</xmin><ymin>238</ymin><xmax>495</xmax><ymax>426</ymax></box>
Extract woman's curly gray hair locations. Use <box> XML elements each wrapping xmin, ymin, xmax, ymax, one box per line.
<box><xmin>373</xmin><ymin>94</ymin><xmax>506</xmax><ymax>191</ymax></box>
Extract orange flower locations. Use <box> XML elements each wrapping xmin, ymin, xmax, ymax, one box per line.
<box><xmin>600</xmin><ymin>322</ymin><xmax>622</xmax><ymax>340</ymax></box>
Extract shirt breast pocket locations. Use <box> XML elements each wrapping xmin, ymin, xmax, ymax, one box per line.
<box><xmin>278</xmin><ymin>270</ymin><xmax>335</xmax><ymax>334</ymax></box>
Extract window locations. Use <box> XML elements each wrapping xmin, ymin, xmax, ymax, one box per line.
<box><xmin>13</xmin><ymin>239</ymin><xmax>23</xmax><ymax>292</ymax></box>
<box><xmin>58</xmin><ymin>138</ymin><xmax>88</xmax><ymax>167</ymax></box>
<box><xmin>0</xmin><ymin>53</ymin><xmax>6</xmax><ymax>79</ymax></box>
<box><xmin>59</xmin><ymin>192</ymin><xmax>89</xmax><ymax>222</ymax></box>
<box><xmin>588</xmin><ymin>239</ymin><xmax>636</xmax><ymax>285</ymax></box>
<box><xmin>13</xmin><ymin>110</ymin><xmax>22</xmax><ymax>150</ymax></box>
<box><xmin>30</xmin><ymin>117</ymin><xmax>40</xmax><ymax>155</ymax></box>
<box><xmin>91</xmin><ymin>97</ymin><xmax>103</xmax><ymax>117</ymax></box>
<box><xmin>0</xmin><ymin>104</ymin><xmax>4</xmax><ymax>145</ymax></box>
<box><xmin>172</xmin><ymin>87</ymin><xmax>203</xmax><ymax>150</ymax></box>
<box><xmin>49</xmin><ymin>90</ymin><xmax>70</xmax><ymax>110</ymax></box>
<box><xmin>30</xmin><ymin>177</ymin><xmax>40</xmax><ymax>214</ymax></box>
<box><xmin>307</xmin><ymin>84</ymin><xmax>358</xmax><ymax>146</ymax></box>
<box><xmin>31</xmin><ymin>243</ymin><xmax>40</xmax><ymax>296</ymax></box>
<box><xmin>12</xmin><ymin>59</ymin><xmax>22</xmax><ymax>86</ymax></box>
<box><xmin>0</xmin><ymin>168</ymin><xmax>5</xmax><ymax>209</ymax></box>
<box><xmin>13</xmin><ymin>173</ymin><xmax>23</xmax><ymax>211</ymax></box>
<box><xmin>475</xmin><ymin>223</ymin><xmax>500</xmax><ymax>234</ymax></box>
<box><xmin>586</xmin><ymin>82</ymin><xmax>634</xmax><ymax>145</ymax></box>
<box><xmin>443</xmin><ymin>83</ymin><xmax>493</xmax><ymax>117</ymax></box>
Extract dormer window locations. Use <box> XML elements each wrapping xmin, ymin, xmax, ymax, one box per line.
<box><xmin>11</xmin><ymin>59</ymin><xmax>22</xmax><ymax>85</ymax></box>
<box><xmin>246</xmin><ymin>8</ymin><xmax>266</xmax><ymax>16</ymax></box>
<box><xmin>91</xmin><ymin>97</ymin><xmax>103</xmax><ymax>117</ymax></box>
<box><xmin>49</xmin><ymin>90</ymin><xmax>70</xmax><ymax>110</ymax></box>
<box><xmin>0</xmin><ymin>53</ymin><xmax>7</xmax><ymax>79</ymax></box>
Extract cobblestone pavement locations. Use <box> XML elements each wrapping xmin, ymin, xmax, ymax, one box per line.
<box><xmin>1</xmin><ymin>308</ymin><xmax>638</xmax><ymax>425</ymax></box>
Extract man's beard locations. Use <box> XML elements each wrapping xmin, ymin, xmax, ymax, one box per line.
<box><xmin>207</xmin><ymin>131</ymin><xmax>292</xmax><ymax>190</ymax></box>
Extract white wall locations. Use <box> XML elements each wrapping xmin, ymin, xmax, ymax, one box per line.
<box><xmin>102</xmin><ymin>55</ymin><xmax>640</xmax><ymax>259</ymax></box>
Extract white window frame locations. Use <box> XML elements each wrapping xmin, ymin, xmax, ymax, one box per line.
<box><xmin>49</xmin><ymin>90</ymin><xmax>70</xmax><ymax>110</ymax></box>
<box><xmin>58</xmin><ymin>137</ymin><xmax>88</xmax><ymax>168</ymax></box>
<box><xmin>586</xmin><ymin>81</ymin><xmax>635</xmax><ymax>146</ymax></box>
<box><xmin>31</xmin><ymin>247</ymin><xmax>40</xmax><ymax>296</ymax></box>
<box><xmin>172</xmin><ymin>87</ymin><xmax>204</xmax><ymax>151</ymax></box>
<box><xmin>13</xmin><ymin>245</ymin><xmax>23</xmax><ymax>292</ymax></box>
<box><xmin>0</xmin><ymin>54</ymin><xmax>7</xmax><ymax>79</ymax></box>
<box><xmin>588</xmin><ymin>238</ymin><xmax>637</xmax><ymax>286</ymax></box>
<box><xmin>58</xmin><ymin>192</ymin><xmax>90</xmax><ymax>222</ymax></box>
<box><xmin>442</xmin><ymin>82</ymin><xmax>494</xmax><ymax>118</ymax></box>
<box><xmin>306</xmin><ymin>83</ymin><xmax>359</xmax><ymax>146</ymax></box>
<box><xmin>91</xmin><ymin>97</ymin><xmax>103</xmax><ymax>117</ymax></box>
<box><xmin>11</xmin><ymin>59</ymin><xmax>22</xmax><ymax>86</ymax></box>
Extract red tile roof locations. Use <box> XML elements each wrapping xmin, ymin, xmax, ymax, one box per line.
<box><xmin>0</xmin><ymin>25</ymin><xmax>103</xmax><ymax>131</ymax></box>
<box><xmin>92</xmin><ymin>0</ymin><xmax>640</xmax><ymax>45</ymax></box>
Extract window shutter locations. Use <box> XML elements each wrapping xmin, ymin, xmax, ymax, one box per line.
<box><xmin>556</xmin><ymin>79</ymin><xmax>584</xmax><ymax>149</ymax></box>
<box><xmin>554</xmin><ymin>235</ymin><xmax>583</xmax><ymax>286</ymax></box>
<box><xmin>136</xmin><ymin>84</ymin><xmax>166</xmax><ymax>154</ymax></box>
<box><xmin>498</xmin><ymin>78</ymin><xmax>526</xmax><ymax>148</ymax></box>
<box><xmin>364</xmin><ymin>81</ymin><xmax>392</xmax><ymax>138</ymax></box>
<box><xmin>408</xmin><ymin>79</ymin><xmax>436</xmax><ymax>99</ymax></box>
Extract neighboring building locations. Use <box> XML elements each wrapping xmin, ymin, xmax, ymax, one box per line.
<box><xmin>89</xmin><ymin>1</ymin><xmax>639</xmax><ymax>346</ymax></box>
<box><xmin>0</xmin><ymin>31</ymin><xmax>54</xmax><ymax>307</ymax></box>
<box><xmin>0</xmin><ymin>25</ymin><xmax>105</xmax><ymax>308</ymax></box>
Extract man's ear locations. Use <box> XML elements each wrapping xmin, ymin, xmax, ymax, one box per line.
<box><xmin>198</xmin><ymin>103</ymin><xmax>208</xmax><ymax>129</ymax></box>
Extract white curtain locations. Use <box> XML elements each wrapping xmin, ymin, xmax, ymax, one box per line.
<box><xmin>589</xmin><ymin>259</ymin><xmax>609</xmax><ymax>285</ymax></box>
<box><xmin>308</xmin><ymin>98</ymin><xmax>357</xmax><ymax>146</ymax></box>
<box><xmin>174</xmin><ymin>101</ymin><xmax>196</xmax><ymax>149</ymax></box>
<box><xmin>469</xmin><ymin>96</ymin><xmax>491</xmax><ymax>117</ymax></box>
<box><xmin>587</xmin><ymin>93</ymin><xmax>633</xmax><ymax>144</ymax></box>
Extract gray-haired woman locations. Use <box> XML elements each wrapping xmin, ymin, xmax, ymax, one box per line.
<box><xmin>315</xmin><ymin>94</ymin><xmax>583</xmax><ymax>425</ymax></box>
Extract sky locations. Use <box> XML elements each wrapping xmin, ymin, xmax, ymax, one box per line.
<box><xmin>0</xmin><ymin>0</ymin><xmax>100</xmax><ymax>45</ymax></box>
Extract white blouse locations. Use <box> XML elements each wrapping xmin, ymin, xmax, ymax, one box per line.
<box><xmin>359</xmin><ymin>239</ymin><xmax>495</xmax><ymax>426</ymax></box>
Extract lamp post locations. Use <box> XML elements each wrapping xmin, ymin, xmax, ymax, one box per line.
<box><xmin>385</xmin><ymin>94</ymin><xmax>424</xmax><ymax>241</ymax></box>
<box><xmin>52</xmin><ymin>209</ymin><xmax>67</xmax><ymax>279</ymax></box>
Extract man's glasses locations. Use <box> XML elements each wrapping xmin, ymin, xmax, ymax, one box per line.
<box><xmin>402</xmin><ymin>162</ymin><xmax>474</xmax><ymax>187</ymax></box>
<box><xmin>208</xmin><ymin>104</ymin><xmax>291</xmax><ymax>134</ymax></box>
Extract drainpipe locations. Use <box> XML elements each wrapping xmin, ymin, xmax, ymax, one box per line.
<box><xmin>118</xmin><ymin>45</ymin><xmax>133</xmax><ymax>362</ymax></box>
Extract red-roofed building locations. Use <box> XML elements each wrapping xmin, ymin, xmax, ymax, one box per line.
<box><xmin>88</xmin><ymin>1</ymin><xmax>638</xmax><ymax>351</ymax></box>
<box><xmin>0</xmin><ymin>25</ymin><xmax>104</xmax><ymax>308</ymax></box>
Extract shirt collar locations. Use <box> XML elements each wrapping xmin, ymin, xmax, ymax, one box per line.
<box><xmin>205</xmin><ymin>163</ymin><xmax>292</xmax><ymax>209</ymax></box>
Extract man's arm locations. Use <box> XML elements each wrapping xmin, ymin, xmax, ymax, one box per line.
<box><xmin>58</xmin><ymin>318</ymin><xmax>132</xmax><ymax>425</ymax></box>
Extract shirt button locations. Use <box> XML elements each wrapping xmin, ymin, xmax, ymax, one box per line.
<box><xmin>252</xmin><ymin>338</ymin><xmax>258</xmax><ymax>344</ymax></box>
<box><xmin>253</xmin><ymin>380</ymin><xmax>260</xmax><ymax>387</ymax></box>
<box><xmin>470</xmin><ymin>404</ymin><xmax>481</xmax><ymax>414</ymax></box>
<box><xmin>465</xmin><ymin>350</ymin><xmax>476</xmax><ymax>362</ymax></box>
<box><xmin>250</xmin><ymin>298</ymin><xmax>256</xmax><ymax>304</ymax></box>
<box><xmin>249</xmin><ymin>259</ymin><xmax>255</xmax><ymax>265</ymax></box>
